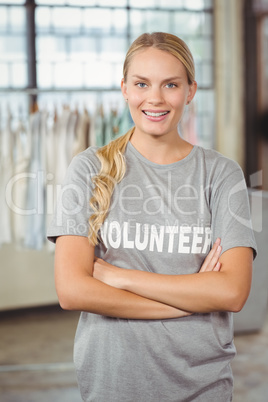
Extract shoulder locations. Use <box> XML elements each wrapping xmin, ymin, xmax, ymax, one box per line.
<box><xmin>62</xmin><ymin>146</ymin><xmax>101</xmax><ymax>187</ymax></box>
<box><xmin>69</xmin><ymin>146</ymin><xmax>101</xmax><ymax>174</ymax></box>
<box><xmin>195</xmin><ymin>146</ymin><xmax>243</xmax><ymax>177</ymax></box>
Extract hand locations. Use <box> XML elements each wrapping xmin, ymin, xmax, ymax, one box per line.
<box><xmin>199</xmin><ymin>238</ymin><xmax>222</xmax><ymax>273</ymax></box>
<box><xmin>93</xmin><ymin>257</ymin><xmax>123</xmax><ymax>288</ymax></box>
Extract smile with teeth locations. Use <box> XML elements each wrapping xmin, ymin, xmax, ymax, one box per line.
<box><xmin>143</xmin><ymin>111</ymin><xmax>169</xmax><ymax>117</ymax></box>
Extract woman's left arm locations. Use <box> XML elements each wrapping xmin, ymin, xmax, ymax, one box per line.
<box><xmin>94</xmin><ymin>247</ymin><xmax>253</xmax><ymax>314</ymax></box>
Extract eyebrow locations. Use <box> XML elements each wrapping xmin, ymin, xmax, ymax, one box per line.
<box><xmin>132</xmin><ymin>75</ymin><xmax>183</xmax><ymax>82</ymax></box>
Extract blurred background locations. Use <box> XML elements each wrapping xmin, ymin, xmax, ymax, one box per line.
<box><xmin>0</xmin><ymin>0</ymin><xmax>267</xmax><ymax>401</ymax></box>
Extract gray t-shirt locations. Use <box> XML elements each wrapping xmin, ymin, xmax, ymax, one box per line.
<box><xmin>47</xmin><ymin>141</ymin><xmax>257</xmax><ymax>402</ymax></box>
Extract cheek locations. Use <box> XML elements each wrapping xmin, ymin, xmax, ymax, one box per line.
<box><xmin>128</xmin><ymin>92</ymin><xmax>144</xmax><ymax>108</ymax></box>
<box><xmin>171</xmin><ymin>94</ymin><xmax>187</xmax><ymax>109</ymax></box>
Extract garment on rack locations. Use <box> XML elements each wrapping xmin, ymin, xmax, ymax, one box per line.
<box><xmin>12</xmin><ymin>117</ymin><xmax>31</xmax><ymax>246</ymax></box>
<box><xmin>73</xmin><ymin>108</ymin><xmax>89</xmax><ymax>156</ymax></box>
<box><xmin>0</xmin><ymin>109</ymin><xmax>14</xmax><ymax>245</ymax></box>
<box><xmin>94</xmin><ymin>104</ymin><xmax>106</xmax><ymax>147</ymax></box>
<box><xmin>0</xmin><ymin>99</ymin><xmax>132</xmax><ymax>250</ymax></box>
<box><xmin>24</xmin><ymin>111</ymin><xmax>46</xmax><ymax>250</ymax></box>
<box><xmin>45</xmin><ymin>108</ymin><xmax>59</xmax><ymax>252</ymax></box>
<box><xmin>118</xmin><ymin>106</ymin><xmax>134</xmax><ymax>137</ymax></box>
<box><xmin>105</xmin><ymin>108</ymin><xmax>120</xmax><ymax>143</ymax></box>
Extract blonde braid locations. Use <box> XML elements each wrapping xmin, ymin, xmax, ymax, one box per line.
<box><xmin>88</xmin><ymin>127</ymin><xmax>134</xmax><ymax>245</ymax></box>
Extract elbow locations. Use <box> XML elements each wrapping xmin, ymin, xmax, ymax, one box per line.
<box><xmin>58</xmin><ymin>295</ymin><xmax>74</xmax><ymax>311</ymax></box>
<box><xmin>57</xmin><ymin>294</ymin><xmax>73</xmax><ymax>311</ymax></box>
<box><xmin>227</xmin><ymin>289</ymin><xmax>249</xmax><ymax>313</ymax></box>
<box><xmin>56</xmin><ymin>286</ymin><xmax>78</xmax><ymax>311</ymax></box>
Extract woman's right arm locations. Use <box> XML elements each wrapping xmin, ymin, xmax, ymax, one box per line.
<box><xmin>54</xmin><ymin>235</ymin><xmax>190</xmax><ymax>320</ymax></box>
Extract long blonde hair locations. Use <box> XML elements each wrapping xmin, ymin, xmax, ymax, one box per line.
<box><xmin>88</xmin><ymin>32</ymin><xmax>195</xmax><ymax>245</ymax></box>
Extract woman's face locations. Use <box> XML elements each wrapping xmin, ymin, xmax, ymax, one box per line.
<box><xmin>121</xmin><ymin>47</ymin><xmax>197</xmax><ymax>140</ymax></box>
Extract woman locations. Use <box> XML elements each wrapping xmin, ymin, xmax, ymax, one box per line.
<box><xmin>48</xmin><ymin>32</ymin><xmax>257</xmax><ymax>401</ymax></box>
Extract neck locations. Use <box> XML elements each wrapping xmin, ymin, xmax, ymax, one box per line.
<box><xmin>129</xmin><ymin>128</ymin><xmax>193</xmax><ymax>165</ymax></box>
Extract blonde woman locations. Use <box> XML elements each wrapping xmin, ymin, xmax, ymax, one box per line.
<box><xmin>48</xmin><ymin>32</ymin><xmax>257</xmax><ymax>402</ymax></box>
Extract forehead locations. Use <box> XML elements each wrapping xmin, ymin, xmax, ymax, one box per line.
<box><xmin>128</xmin><ymin>47</ymin><xmax>187</xmax><ymax>78</ymax></box>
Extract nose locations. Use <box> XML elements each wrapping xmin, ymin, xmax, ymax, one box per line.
<box><xmin>147</xmin><ymin>86</ymin><xmax>164</xmax><ymax>105</ymax></box>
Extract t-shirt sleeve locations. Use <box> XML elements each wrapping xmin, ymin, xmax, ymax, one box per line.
<box><xmin>210</xmin><ymin>159</ymin><xmax>257</xmax><ymax>259</ymax></box>
<box><xmin>47</xmin><ymin>153</ymin><xmax>98</xmax><ymax>243</ymax></box>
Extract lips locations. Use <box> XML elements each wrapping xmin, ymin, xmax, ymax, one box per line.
<box><xmin>142</xmin><ymin>110</ymin><xmax>170</xmax><ymax>122</ymax></box>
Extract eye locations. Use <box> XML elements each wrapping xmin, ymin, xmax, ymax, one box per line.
<box><xmin>166</xmin><ymin>83</ymin><xmax>177</xmax><ymax>88</ymax></box>
<box><xmin>136</xmin><ymin>82</ymin><xmax>147</xmax><ymax>88</ymax></box>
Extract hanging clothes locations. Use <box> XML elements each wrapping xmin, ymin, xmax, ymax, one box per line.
<box><xmin>54</xmin><ymin>106</ymin><xmax>74</xmax><ymax>187</ymax></box>
<box><xmin>0</xmin><ymin>95</ymin><xmax>132</xmax><ymax>250</ymax></box>
<box><xmin>45</xmin><ymin>108</ymin><xmax>59</xmax><ymax>251</ymax></box>
<box><xmin>105</xmin><ymin>107</ymin><xmax>120</xmax><ymax>143</ymax></box>
<box><xmin>12</xmin><ymin>116</ymin><xmax>31</xmax><ymax>247</ymax></box>
<box><xmin>73</xmin><ymin>107</ymin><xmax>89</xmax><ymax>156</ymax></box>
<box><xmin>0</xmin><ymin>108</ymin><xmax>14</xmax><ymax>245</ymax></box>
<box><xmin>94</xmin><ymin>104</ymin><xmax>106</xmax><ymax>147</ymax></box>
<box><xmin>24</xmin><ymin>111</ymin><xmax>46</xmax><ymax>250</ymax></box>
<box><xmin>118</xmin><ymin>105</ymin><xmax>134</xmax><ymax>136</ymax></box>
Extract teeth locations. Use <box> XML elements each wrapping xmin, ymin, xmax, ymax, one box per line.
<box><xmin>144</xmin><ymin>111</ymin><xmax>168</xmax><ymax>117</ymax></box>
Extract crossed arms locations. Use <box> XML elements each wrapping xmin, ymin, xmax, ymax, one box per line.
<box><xmin>54</xmin><ymin>235</ymin><xmax>253</xmax><ymax>319</ymax></box>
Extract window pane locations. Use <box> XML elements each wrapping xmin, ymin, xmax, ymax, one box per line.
<box><xmin>36</xmin><ymin>35</ymin><xmax>67</xmax><ymax>62</ymax></box>
<box><xmin>0</xmin><ymin>35</ymin><xmax>26</xmax><ymax>61</ymax></box>
<box><xmin>11</xmin><ymin>62</ymin><xmax>27</xmax><ymax>87</ymax></box>
<box><xmin>35</xmin><ymin>7</ymin><xmax>52</xmax><ymax>33</ymax></box>
<box><xmin>67</xmin><ymin>0</ymin><xmax>96</xmax><ymax>5</ymax></box>
<box><xmin>114</xmin><ymin>63</ymin><xmax>123</xmax><ymax>86</ymax></box>
<box><xmin>145</xmin><ymin>10</ymin><xmax>170</xmax><ymax>32</ymax></box>
<box><xmin>0</xmin><ymin>7</ymin><xmax>8</xmax><ymax>31</ymax></box>
<box><xmin>159</xmin><ymin>0</ymin><xmax>184</xmax><ymax>8</ymax></box>
<box><xmin>0</xmin><ymin>0</ymin><xmax>25</xmax><ymax>4</ymax></box>
<box><xmin>174</xmin><ymin>12</ymin><xmax>203</xmax><ymax>36</ymax></box>
<box><xmin>129</xmin><ymin>0</ymin><xmax>156</xmax><ymax>8</ymax></box>
<box><xmin>9</xmin><ymin>6</ymin><xmax>25</xmax><ymax>32</ymax></box>
<box><xmin>97</xmin><ymin>0</ymin><xmax>127</xmax><ymax>6</ymax></box>
<box><xmin>130</xmin><ymin>10</ymin><xmax>146</xmax><ymax>37</ymax></box>
<box><xmin>36</xmin><ymin>0</ymin><xmax>65</xmax><ymax>5</ymax></box>
<box><xmin>52</xmin><ymin>7</ymin><xmax>82</xmax><ymax>33</ymax></box>
<box><xmin>183</xmin><ymin>0</ymin><xmax>211</xmax><ymax>10</ymax></box>
<box><xmin>201</xmin><ymin>13</ymin><xmax>212</xmax><ymax>36</ymax></box>
<box><xmin>112</xmin><ymin>9</ymin><xmax>127</xmax><ymax>33</ymax></box>
<box><xmin>70</xmin><ymin>36</ymin><xmax>97</xmax><ymax>62</ymax></box>
<box><xmin>0</xmin><ymin>62</ymin><xmax>9</xmax><ymax>87</ymax></box>
<box><xmin>83</xmin><ymin>8</ymin><xmax>112</xmax><ymax>33</ymax></box>
<box><xmin>85</xmin><ymin>61</ymin><xmax>112</xmax><ymax>88</ymax></box>
<box><xmin>54</xmin><ymin>62</ymin><xmax>84</xmax><ymax>88</ymax></box>
<box><xmin>196</xmin><ymin>89</ymin><xmax>214</xmax><ymax>113</ymax></box>
<box><xmin>99</xmin><ymin>37</ymin><xmax>127</xmax><ymax>63</ymax></box>
<box><xmin>194</xmin><ymin>62</ymin><xmax>202</xmax><ymax>84</ymax></box>
<box><xmin>37</xmin><ymin>62</ymin><xmax>53</xmax><ymax>88</ymax></box>
<box><xmin>201</xmin><ymin>63</ymin><xmax>213</xmax><ymax>87</ymax></box>
<box><xmin>188</xmin><ymin>38</ymin><xmax>213</xmax><ymax>61</ymax></box>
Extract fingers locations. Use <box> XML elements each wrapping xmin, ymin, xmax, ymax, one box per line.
<box><xmin>199</xmin><ymin>238</ymin><xmax>222</xmax><ymax>273</ymax></box>
<box><xmin>214</xmin><ymin>261</ymin><xmax>221</xmax><ymax>272</ymax></box>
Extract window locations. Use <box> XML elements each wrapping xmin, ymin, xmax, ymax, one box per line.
<box><xmin>0</xmin><ymin>0</ymin><xmax>215</xmax><ymax>147</ymax></box>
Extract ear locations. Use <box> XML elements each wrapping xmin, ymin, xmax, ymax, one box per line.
<box><xmin>186</xmin><ymin>80</ymin><xmax>197</xmax><ymax>105</ymax></box>
<box><xmin>121</xmin><ymin>78</ymin><xmax>128</xmax><ymax>101</ymax></box>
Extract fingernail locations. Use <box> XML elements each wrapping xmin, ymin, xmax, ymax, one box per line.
<box><xmin>217</xmin><ymin>246</ymin><xmax>221</xmax><ymax>252</ymax></box>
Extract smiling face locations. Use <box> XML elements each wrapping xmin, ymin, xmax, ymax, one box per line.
<box><xmin>121</xmin><ymin>47</ymin><xmax>197</xmax><ymax>141</ymax></box>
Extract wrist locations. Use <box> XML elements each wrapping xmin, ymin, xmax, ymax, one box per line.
<box><xmin>118</xmin><ymin>268</ymin><xmax>132</xmax><ymax>290</ymax></box>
